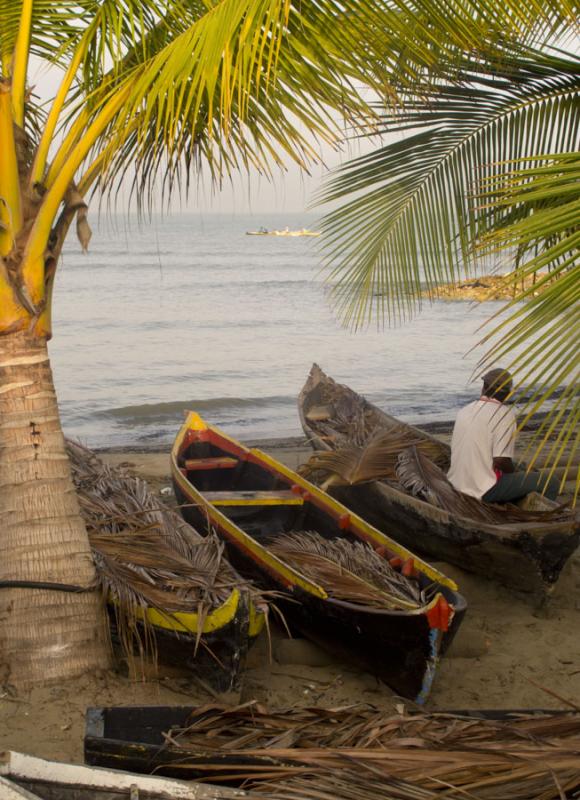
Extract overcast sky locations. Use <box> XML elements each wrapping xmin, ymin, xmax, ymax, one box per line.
<box><xmin>30</xmin><ymin>57</ymin><xmax>380</xmax><ymax>216</ymax></box>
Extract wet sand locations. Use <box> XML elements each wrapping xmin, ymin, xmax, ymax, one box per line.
<box><xmin>1</xmin><ymin>429</ymin><xmax>578</xmax><ymax>766</ymax></box>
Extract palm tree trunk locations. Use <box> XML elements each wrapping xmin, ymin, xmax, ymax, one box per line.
<box><xmin>0</xmin><ymin>329</ymin><xmax>110</xmax><ymax>689</ymax></box>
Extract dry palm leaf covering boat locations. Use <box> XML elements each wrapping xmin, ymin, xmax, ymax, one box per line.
<box><xmin>67</xmin><ymin>440</ymin><xmax>266</xmax><ymax>692</ymax></box>
<box><xmin>84</xmin><ymin>702</ymin><xmax>580</xmax><ymax>799</ymax></box>
<box><xmin>171</xmin><ymin>412</ymin><xmax>466</xmax><ymax>703</ymax></box>
<box><xmin>298</xmin><ymin>364</ymin><xmax>579</xmax><ymax>595</ymax></box>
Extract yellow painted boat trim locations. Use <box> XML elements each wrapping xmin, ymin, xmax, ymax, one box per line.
<box><xmin>111</xmin><ymin>588</ymin><xmax>265</xmax><ymax>638</ymax></box>
<box><xmin>249</xmin><ymin>601</ymin><xmax>266</xmax><ymax>637</ymax></box>
<box><xmin>209</xmin><ymin>496</ymin><xmax>304</xmax><ymax>507</ymax></box>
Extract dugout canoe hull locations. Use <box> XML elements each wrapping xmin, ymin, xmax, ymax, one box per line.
<box><xmin>106</xmin><ymin>587</ymin><xmax>264</xmax><ymax>694</ymax></box>
<box><xmin>1</xmin><ymin>749</ymin><xmax>243</xmax><ymax>800</ymax></box>
<box><xmin>84</xmin><ymin>705</ymin><xmax>575</xmax><ymax>782</ymax></box>
<box><xmin>298</xmin><ymin>364</ymin><xmax>580</xmax><ymax>595</ymax></box>
<box><xmin>171</xmin><ymin>412</ymin><xmax>466</xmax><ymax>703</ymax></box>
<box><xmin>84</xmin><ymin>705</ymin><xmax>289</xmax><ymax>781</ymax></box>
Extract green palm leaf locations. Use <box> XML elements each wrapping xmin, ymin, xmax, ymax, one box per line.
<box><xmin>471</xmin><ymin>154</ymin><xmax>579</xmax><ymax>491</ymax></box>
<box><xmin>317</xmin><ymin>48</ymin><xmax>579</xmax><ymax>327</ymax></box>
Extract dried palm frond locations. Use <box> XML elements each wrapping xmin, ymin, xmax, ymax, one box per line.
<box><xmin>397</xmin><ymin>447</ymin><xmax>573</xmax><ymax>524</ymax></box>
<box><xmin>300</xmin><ymin>426</ymin><xmax>449</xmax><ymax>487</ymax></box>
<box><xmin>269</xmin><ymin>532</ymin><xmax>425</xmax><ymax>609</ymax></box>
<box><xmin>66</xmin><ymin>439</ymin><xmax>263</xmax><ymax>672</ymax></box>
<box><xmin>303</xmin><ymin>370</ymin><xmax>450</xmax><ymax>462</ymax></box>
<box><xmin>160</xmin><ymin>702</ymin><xmax>580</xmax><ymax>799</ymax></box>
<box><xmin>304</xmin><ymin>378</ymin><xmax>383</xmax><ymax>447</ymax></box>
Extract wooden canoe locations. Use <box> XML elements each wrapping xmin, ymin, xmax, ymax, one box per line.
<box><xmin>66</xmin><ymin>438</ymin><xmax>266</xmax><ymax>693</ymax></box>
<box><xmin>171</xmin><ymin>411</ymin><xmax>467</xmax><ymax>703</ymax></box>
<box><xmin>84</xmin><ymin>704</ymin><xmax>575</xmax><ymax>782</ymax></box>
<box><xmin>298</xmin><ymin>364</ymin><xmax>579</xmax><ymax>595</ymax></box>
<box><xmin>85</xmin><ymin>705</ymin><xmax>283</xmax><ymax>781</ymax></box>
<box><xmin>0</xmin><ymin>750</ymin><xmax>245</xmax><ymax>800</ymax></box>
<box><xmin>105</xmin><ymin>586</ymin><xmax>265</xmax><ymax>693</ymax></box>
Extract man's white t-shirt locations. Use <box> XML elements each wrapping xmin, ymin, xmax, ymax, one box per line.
<box><xmin>447</xmin><ymin>399</ymin><xmax>516</xmax><ymax>499</ymax></box>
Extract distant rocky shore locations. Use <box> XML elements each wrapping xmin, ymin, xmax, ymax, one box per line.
<box><xmin>431</xmin><ymin>273</ymin><xmax>549</xmax><ymax>302</ymax></box>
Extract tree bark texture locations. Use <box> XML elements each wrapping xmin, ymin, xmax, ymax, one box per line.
<box><xmin>0</xmin><ymin>330</ymin><xmax>110</xmax><ymax>689</ymax></box>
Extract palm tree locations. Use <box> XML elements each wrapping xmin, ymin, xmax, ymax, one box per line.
<box><xmin>0</xmin><ymin>0</ymin><xmax>400</xmax><ymax>689</ymax></box>
<box><xmin>317</xmin><ymin>13</ymin><xmax>579</xmax><ymax>494</ymax></box>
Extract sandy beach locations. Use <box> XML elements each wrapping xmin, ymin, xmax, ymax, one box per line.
<box><xmin>1</xmin><ymin>427</ymin><xmax>578</xmax><ymax>766</ymax></box>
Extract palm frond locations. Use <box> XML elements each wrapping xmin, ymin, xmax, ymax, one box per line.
<box><xmin>79</xmin><ymin>0</ymin><xmax>389</xmax><ymax>210</ymax></box>
<box><xmin>270</xmin><ymin>532</ymin><xmax>425</xmax><ymax>609</ymax></box>
<box><xmin>0</xmin><ymin>0</ymin><xmax>91</xmax><ymax>71</ymax></box>
<box><xmin>50</xmin><ymin>1</ymin><xmax>579</xmax><ymax>211</ymax></box>
<box><xmin>396</xmin><ymin>445</ymin><xmax>567</xmax><ymax>523</ymax></box>
<box><xmin>65</xmin><ymin>438</ymin><xmax>263</xmax><ymax>673</ymax></box>
<box><xmin>465</xmin><ymin>153</ymin><xmax>580</xmax><ymax>488</ymax></box>
<box><xmin>300</xmin><ymin>428</ymin><xmax>449</xmax><ymax>486</ymax></box>
<box><xmin>317</xmin><ymin>47</ymin><xmax>580</xmax><ymax>328</ymax></box>
<box><xmin>160</xmin><ymin>702</ymin><xmax>580</xmax><ymax>798</ymax></box>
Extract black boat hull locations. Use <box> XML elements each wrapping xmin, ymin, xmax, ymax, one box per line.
<box><xmin>106</xmin><ymin>596</ymin><xmax>255</xmax><ymax>694</ymax></box>
<box><xmin>334</xmin><ymin>483</ymin><xmax>579</xmax><ymax>595</ymax></box>
<box><xmin>85</xmin><ymin>705</ymin><xmax>573</xmax><ymax>782</ymax></box>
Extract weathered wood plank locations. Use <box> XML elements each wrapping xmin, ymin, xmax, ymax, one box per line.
<box><xmin>184</xmin><ymin>457</ymin><xmax>238</xmax><ymax>470</ymax></box>
<box><xmin>203</xmin><ymin>490</ymin><xmax>303</xmax><ymax>506</ymax></box>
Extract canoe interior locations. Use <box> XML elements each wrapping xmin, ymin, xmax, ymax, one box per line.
<box><xmin>176</xmin><ymin>431</ymin><xmax>452</xmax><ymax>601</ymax></box>
<box><xmin>299</xmin><ymin>363</ymin><xmax>451</xmax><ymax>463</ymax></box>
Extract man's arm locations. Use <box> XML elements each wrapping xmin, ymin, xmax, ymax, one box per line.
<box><xmin>493</xmin><ymin>456</ymin><xmax>515</xmax><ymax>473</ymax></box>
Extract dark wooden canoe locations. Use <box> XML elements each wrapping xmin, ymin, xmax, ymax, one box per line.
<box><xmin>106</xmin><ymin>586</ymin><xmax>264</xmax><ymax>694</ymax></box>
<box><xmin>171</xmin><ymin>411</ymin><xmax>466</xmax><ymax>703</ymax></box>
<box><xmin>85</xmin><ymin>705</ymin><xmax>283</xmax><ymax>781</ymax></box>
<box><xmin>298</xmin><ymin>364</ymin><xmax>579</xmax><ymax>595</ymax></box>
<box><xmin>66</xmin><ymin>437</ymin><xmax>266</xmax><ymax>693</ymax></box>
<box><xmin>84</xmin><ymin>705</ymin><xmax>576</xmax><ymax>782</ymax></box>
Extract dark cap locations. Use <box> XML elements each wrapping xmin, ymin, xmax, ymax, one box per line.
<box><xmin>482</xmin><ymin>368</ymin><xmax>513</xmax><ymax>398</ymax></box>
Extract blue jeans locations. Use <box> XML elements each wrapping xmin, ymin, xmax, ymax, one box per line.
<box><xmin>482</xmin><ymin>470</ymin><xmax>559</xmax><ymax>503</ymax></box>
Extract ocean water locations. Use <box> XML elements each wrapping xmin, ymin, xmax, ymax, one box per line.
<box><xmin>50</xmin><ymin>212</ymin><xmax>509</xmax><ymax>449</ymax></box>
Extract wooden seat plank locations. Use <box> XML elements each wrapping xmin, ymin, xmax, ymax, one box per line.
<box><xmin>202</xmin><ymin>490</ymin><xmax>303</xmax><ymax>506</ymax></box>
<box><xmin>184</xmin><ymin>457</ymin><xmax>239</xmax><ymax>470</ymax></box>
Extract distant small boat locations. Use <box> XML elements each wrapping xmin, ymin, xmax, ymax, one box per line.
<box><xmin>246</xmin><ymin>227</ymin><xmax>320</xmax><ymax>237</ymax></box>
<box><xmin>171</xmin><ymin>411</ymin><xmax>466</xmax><ymax>703</ymax></box>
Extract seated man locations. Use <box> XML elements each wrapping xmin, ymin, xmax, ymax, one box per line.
<box><xmin>447</xmin><ymin>368</ymin><xmax>559</xmax><ymax>503</ymax></box>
